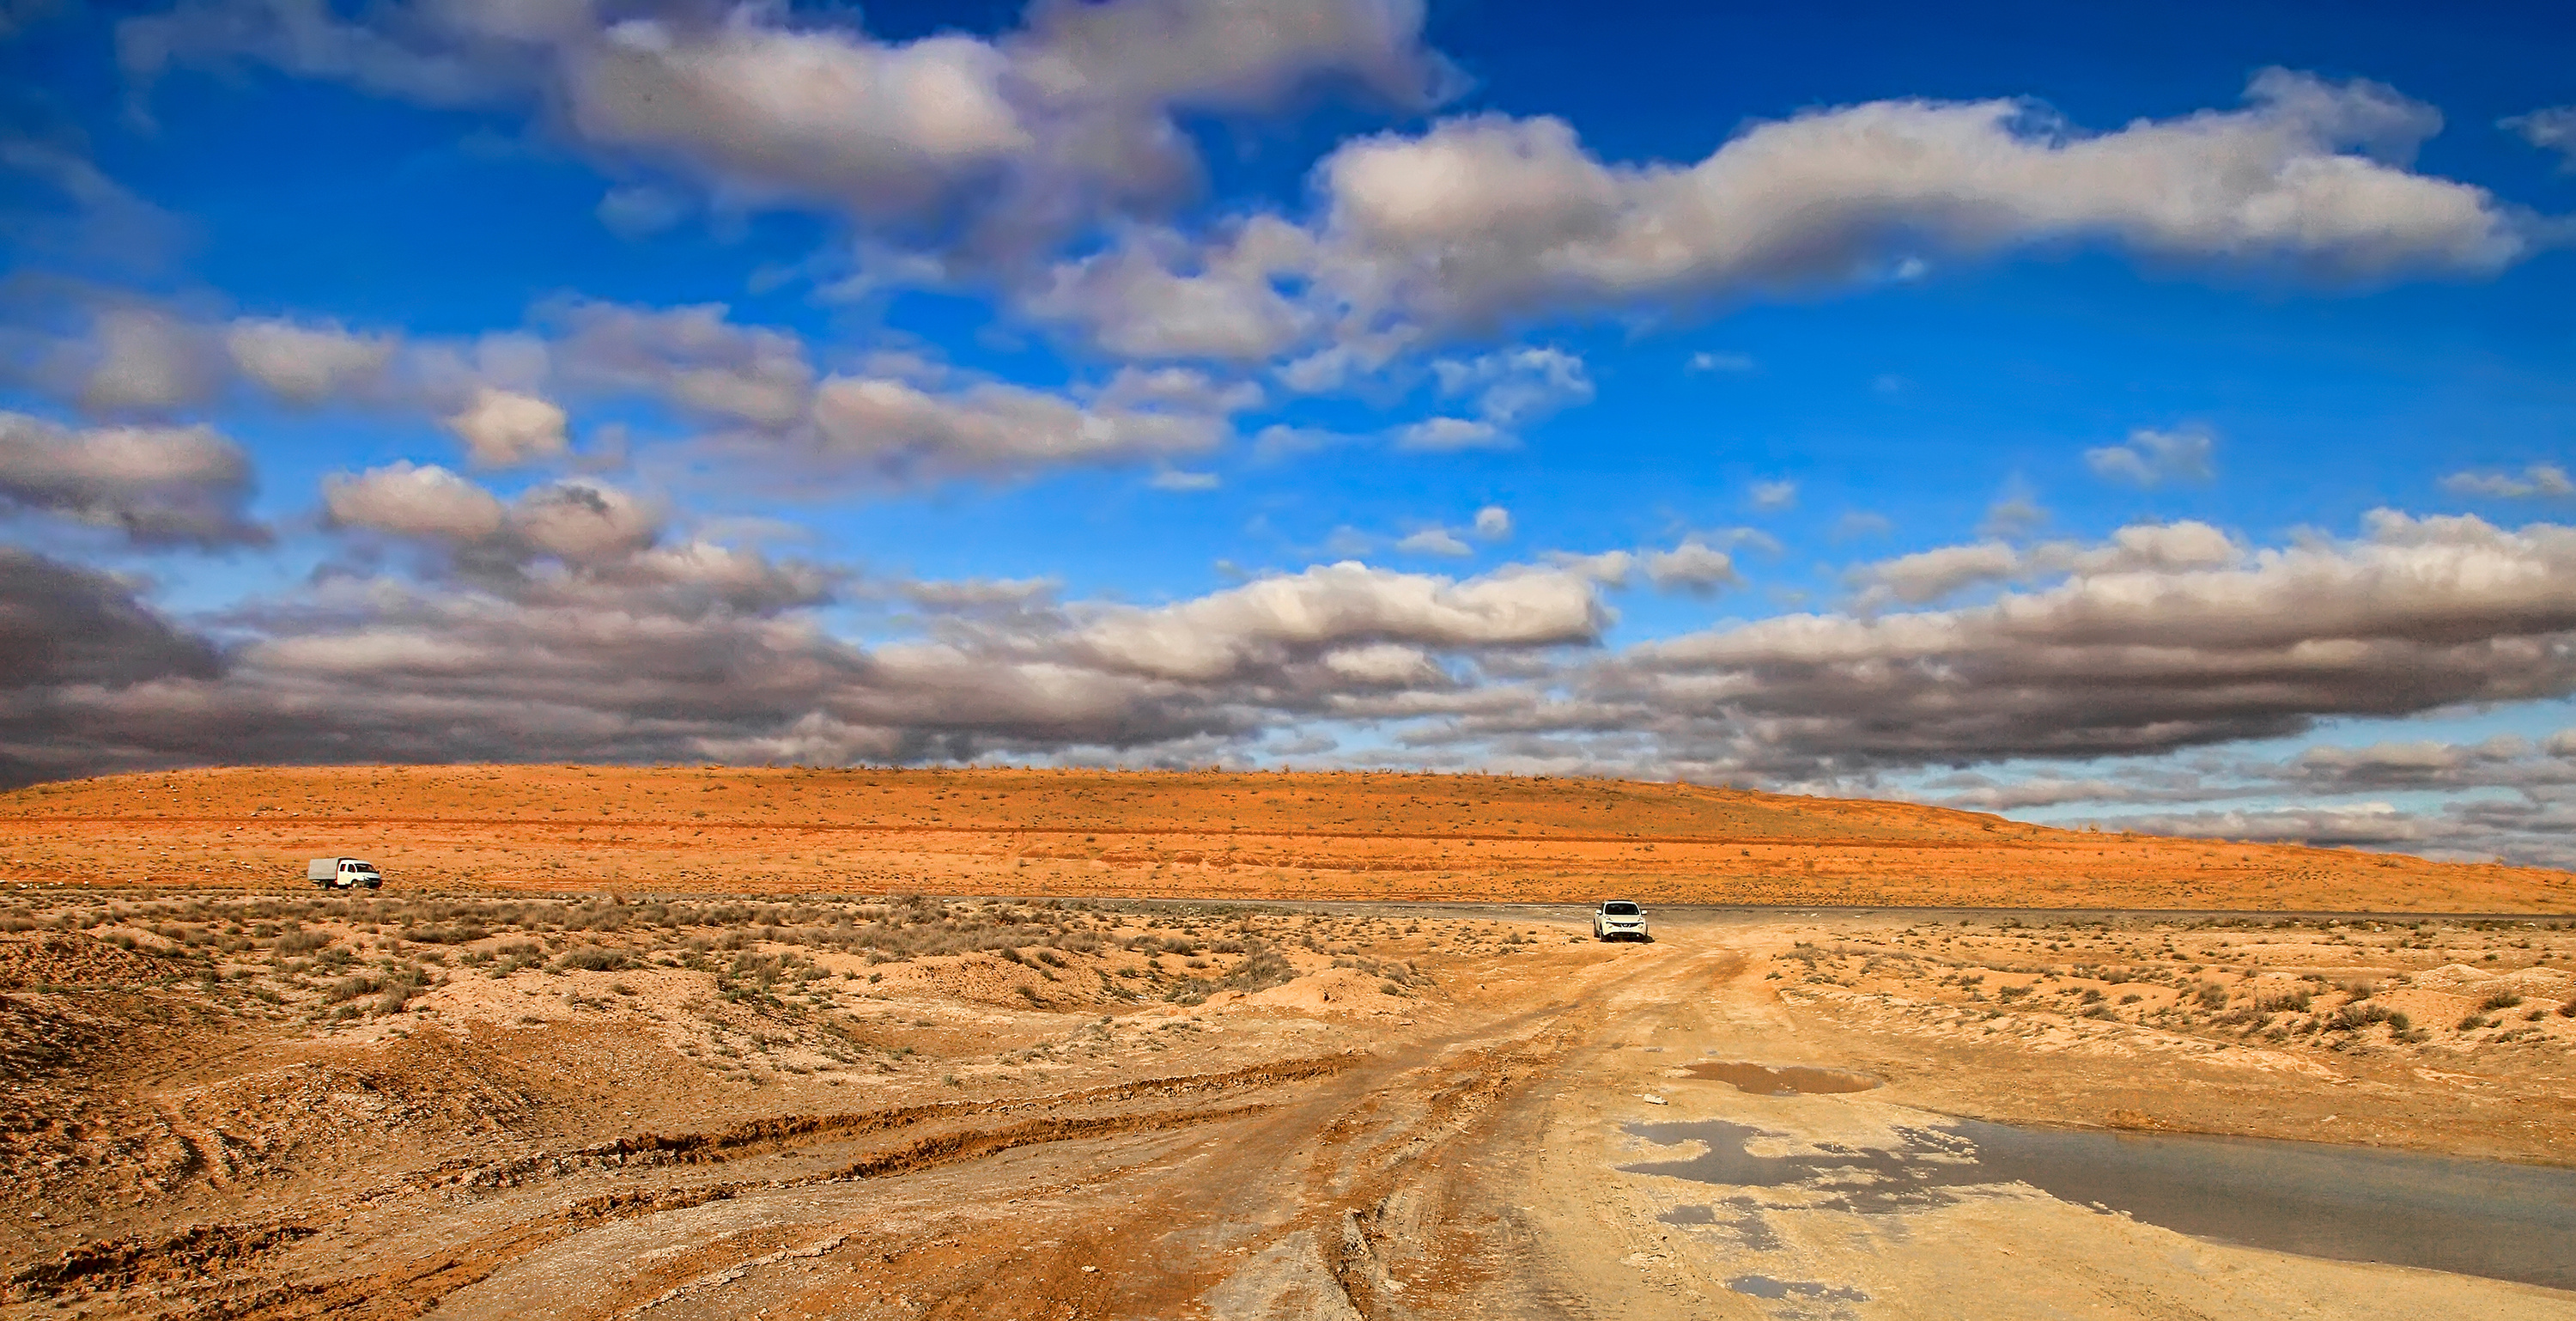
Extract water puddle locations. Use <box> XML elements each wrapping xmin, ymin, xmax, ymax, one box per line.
<box><xmin>1726</xmin><ymin>1275</ymin><xmax>1868</xmax><ymax>1303</ymax></box>
<box><xmin>1685</xmin><ymin>1061</ymin><xmax>1880</xmax><ymax>1095</ymax></box>
<box><xmin>1624</xmin><ymin>1117</ymin><xmax>2576</xmax><ymax>1290</ymax></box>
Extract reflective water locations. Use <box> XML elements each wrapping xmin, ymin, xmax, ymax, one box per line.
<box><xmin>1683</xmin><ymin>1060</ymin><xmax>1881</xmax><ymax>1095</ymax></box>
<box><xmin>1625</xmin><ymin>1117</ymin><xmax>2576</xmax><ymax>1290</ymax></box>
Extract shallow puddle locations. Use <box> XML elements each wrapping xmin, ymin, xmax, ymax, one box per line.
<box><xmin>1685</xmin><ymin>1061</ymin><xmax>1880</xmax><ymax>1095</ymax></box>
<box><xmin>1625</xmin><ymin>1117</ymin><xmax>2576</xmax><ymax>1290</ymax></box>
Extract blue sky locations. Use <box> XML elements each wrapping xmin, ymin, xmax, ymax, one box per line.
<box><xmin>4</xmin><ymin>0</ymin><xmax>2576</xmax><ymax>864</ymax></box>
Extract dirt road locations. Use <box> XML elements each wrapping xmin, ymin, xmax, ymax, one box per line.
<box><xmin>24</xmin><ymin>905</ymin><xmax>2570</xmax><ymax>1320</ymax></box>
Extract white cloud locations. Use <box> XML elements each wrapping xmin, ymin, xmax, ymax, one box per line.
<box><xmin>1859</xmin><ymin>540</ymin><xmax>2021</xmax><ymax>604</ymax></box>
<box><xmin>76</xmin><ymin>307</ymin><xmax>222</xmax><ymax>413</ymax></box>
<box><xmin>224</xmin><ymin>318</ymin><xmax>398</xmax><ymax>405</ymax></box>
<box><xmin>1616</xmin><ymin>511</ymin><xmax>2576</xmax><ymax>769</ymax></box>
<box><xmin>2503</xmin><ymin>106</ymin><xmax>2576</xmax><ymax>169</ymax></box>
<box><xmin>549</xmin><ymin>299</ymin><xmax>814</xmax><ymax>428</ymax></box>
<box><xmin>1026</xmin><ymin>219</ymin><xmax>1316</xmax><ymax>362</ymax></box>
<box><xmin>2086</xmin><ymin>424</ymin><xmax>2216</xmax><ymax>486</ymax></box>
<box><xmin>806</xmin><ymin>370</ymin><xmax>1226</xmax><ymax>478</ymax></box>
<box><xmin>1687</xmin><ymin>350</ymin><xmax>1754</xmax><ymax>373</ymax></box>
<box><xmin>1150</xmin><ymin>469</ymin><xmax>1220</xmax><ymax>491</ymax></box>
<box><xmin>2444</xmin><ymin>462</ymin><xmax>2574</xmax><ymax>499</ymax></box>
<box><xmin>1982</xmin><ymin>485</ymin><xmax>2048</xmax><ymax>537</ymax></box>
<box><xmin>1431</xmin><ymin>345</ymin><xmax>1593</xmax><ymax>429</ymax></box>
<box><xmin>1643</xmin><ymin>540</ymin><xmax>1738</xmax><ymax>594</ymax></box>
<box><xmin>1307</xmin><ymin>70</ymin><xmax>2523</xmax><ymax>343</ymax></box>
<box><xmin>507</xmin><ymin>481</ymin><xmax>661</xmax><ymax>563</ymax></box>
<box><xmin>125</xmin><ymin>0</ymin><xmax>1451</xmax><ymax>267</ymax></box>
<box><xmin>1749</xmin><ymin>478</ymin><xmax>1797</xmax><ymax>511</ymax></box>
<box><xmin>1547</xmin><ymin>549</ymin><xmax>1636</xmax><ymax>584</ymax></box>
<box><xmin>0</xmin><ymin>410</ymin><xmax>264</xmax><ymax>546</ymax></box>
<box><xmin>1395</xmin><ymin>527</ymin><xmax>1473</xmax><ymax>556</ymax></box>
<box><xmin>1072</xmin><ymin>560</ymin><xmax>1604</xmax><ymax>681</ymax></box>
<box><xmin>323</xmin><ymin>461</ymin><xmax>506</xmax><ymax>540</ymax></box>
<box><xmin>442</xmin><ymin>387</ymin><xmax>570</xmax><ymax>466</ymax></box>
<box><xmin>1392</xmin><ymin>417</ymin><xmax>1507</xmax><ymax>452</ymax></box>
<box><xmin>1473</xmin><ymin>505</ymin><xmax>1512</xmax><ymax>539</ymax></box>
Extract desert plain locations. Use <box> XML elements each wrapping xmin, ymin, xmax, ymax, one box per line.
<box><xmin>4</xmin><ymin>766</ymin><xmax>2575</xmax><ymax>1319</ymax></box>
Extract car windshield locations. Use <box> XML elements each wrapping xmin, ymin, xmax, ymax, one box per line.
<box><xmin>344</xmin><ymin>861</ymin><xmax>375</xmax><ymax>871</ymax></box>
<box><xmin>1602</xmin><ymin>902</ymin><xmax>1640</xmax><ymax>916</ymax></box>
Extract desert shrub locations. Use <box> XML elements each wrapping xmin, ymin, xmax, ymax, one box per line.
<box><xmin>401</xmin><ymin>923</ymin><xmax>490</xmax><ymax>945</ymax></box>
<box><xmin>2458</xmin><ymin>1014</ymin><xmax>2494</xmax><ymax>1031</ymax></box>
<box><xmin>2479</xmin><ymin>990</ymin><xmax>2525</xmax><ymax>1012</ymax></box>
<box><xmin>2255</xmin><ymin>989</ymin><xmax>2313</xmax><ymax>1014</ymax></box>
<box><xmin>2193</xmin><ymin>983</ymin><xmax>2228</xmax><ymax>1009</ymax></box>
<box><xmin>553</xmin><ymin>947</ymin><xmax>628</xmax><ymax>972</ymax></box>
<box><xmin>1996</xmin><ymin>985</ymin><xmax>2031</xmax><ymax>1001</ymax></box>
<box><xmin>2324</xmin><ymin>1002</ymin><xmax>2402</xmax><ymax>1032</ymax></box>
<box><xmin>275</xmin><ymin>928</ymin><xmax>332</xmax><ymax>955</ymax></box>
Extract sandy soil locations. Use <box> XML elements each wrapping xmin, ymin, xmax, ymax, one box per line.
<box><xmin>4</xmin><ymin>765</ymin><xmax>2572</xmax><ymax>912</ymax></box>
<box><xmin>6</xmin><ymin>890</ymin><xmax>2572</xmax><ymax>1319</ymax></box>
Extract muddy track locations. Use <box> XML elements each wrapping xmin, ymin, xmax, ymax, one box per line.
<box><xmin>402</xmin><ymin>1051</ymin><xmax>1363</xmax><ymax>1190</ymax></box>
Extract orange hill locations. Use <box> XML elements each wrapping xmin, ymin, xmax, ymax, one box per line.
<box><xmin>1</xmin><ymin>764</ymin><xmax>2567</xmax><ymax>912</ymax></box>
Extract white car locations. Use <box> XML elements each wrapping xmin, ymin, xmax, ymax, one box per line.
<box><xmin>1593</xmin><ymin>899</ymin><xmax>1650</xmax><ymax>942</ymax></box>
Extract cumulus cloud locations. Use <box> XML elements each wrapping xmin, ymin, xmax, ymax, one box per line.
<box><xmin>2086</xmin><ymin>425</ymin><xmax>2216</xmax><ymax>486</ymax></box>
<box><xmin>323</xmin><ymin>461</ymin><xmax>507</xmax><ymax>540</ymax></box>
<box><xmin>223</xmin><ymin>318</ymin><xmax>398</xmax><ymax>404</ymax></box>
<box><xmin>1643</xmin><ymin>540</ymin><xmax>1738</xmax><ymax>594</ymax></box>
<box><xmin>1391</xmin><ymin>416</ymin><xmax>1507</xmax><ymax>452</ymax></box>
<box><xmin>74</xmin><ymin>307</ymin><xmax>223</xmax><ymax>412</ymax></box>
<box><xmin>1073</xmin><ymin>561</ymin><xmax>1603</xmax><ymax>681</ymax></box>
<box><xmin>1025</xmin><ymin>218</ymin><xmax>1317</xmax><ymax>361</ymax></box>
<box><xmin>547</xmin><ymin>299</ymin><xmax>813</xmax><ymax>428</ymax></box>
<box><xmin>0</xmin><ymin>410</ymin><xmax>265</xmax><ymax>546</ymax></box>
<box><xmin>1602</xmin><ymin>512</ymin><xmax>2576</xmax><ymax>771</ymax></box>
<box><xmin>0</xmin><ymin>547</ymin><xmax>222</xmax><ymax>691</ymax></box>
<box><xmin>1857</xmin><ymin>540</ymin><xmax>2020</xmax><ymax>605</ymax></box>
<box><xmin>1866</xmin><ymin>521</ymin><xmax>2245</xmax><ymax>604</ymax></box>
<box><xmin>441</xmin><ymin>387</ymin><xmax>570</xmax><ymax>466</ymax></box>
<box><xmin>1473</xmin><ymin>505</ymin><xmax>1511</xmax><ymax>539</ymax></box>
<box><xmin>0</xmin><ymin>545</ymin><xmax>1604</xmax><ymax>786</ymax></box>
<box><xmin>2444</xmin><ymin>462</ymin><xmax>2574</xmax><ymax>499</ymax></box>
<box><xmin>806</xmin><ymin>368</ymin><xmax>1230</xmax><ymax>479</ymax></box>
<box><xmin>2504</xmin><ymin>106</ymin><xmax>2576</xmax><ymax>168</ymax></box>
<box><xmin>124</xmin><ymin>0</ymin><xmax>1451</xmax><ymax>268</ymax></box>
<box><xmin>1298</xmin><ymin>70</ymin><xmax>2522</xmax><ymax>345</ymax></box>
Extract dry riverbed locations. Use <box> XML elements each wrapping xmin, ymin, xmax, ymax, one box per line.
<box><xmin>3</xmin><ymin>892</ymin><xmax>2572</xmax><ymax>1318</ymax></box>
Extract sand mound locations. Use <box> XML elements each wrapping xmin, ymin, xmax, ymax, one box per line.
<box><xmin>0</xmin><ymin>933</ymin><xmax>184</xmax><ymax>989</ymax></box>
<box><xmin>1240</xmin><ymin>967</ymin><xmax>1409</xmax><ymax>1019</ymax></box>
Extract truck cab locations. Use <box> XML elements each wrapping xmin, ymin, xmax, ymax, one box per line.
<box><xmin>309</xmin><ymin>857</ymin><xmax>382</xmax><ymax>890</ymax></box>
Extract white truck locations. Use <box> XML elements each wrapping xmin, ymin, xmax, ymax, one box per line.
<box><xmin>308</xmin><ymin>857</ymin><xmax>382</xmax><ymax>890</ymax></box>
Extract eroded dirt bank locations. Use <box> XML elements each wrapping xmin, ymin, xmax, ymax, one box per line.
<box><xmin>6</xmin><ymin>893</ymin><xmax>2573</xmax><ymax>1318</ymax></box>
